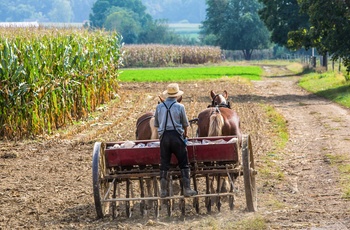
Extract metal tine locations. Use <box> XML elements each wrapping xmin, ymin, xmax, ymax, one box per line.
<box><xmin>103</xmin><ymin>178</ymin><xmax>115</xmax><ymax>201</ymax></box>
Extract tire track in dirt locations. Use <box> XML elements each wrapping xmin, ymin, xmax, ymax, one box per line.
<box><xmin>253</xmin><ymin>65</ymin><xmax>350</xmax><ymax>229</ymax></box>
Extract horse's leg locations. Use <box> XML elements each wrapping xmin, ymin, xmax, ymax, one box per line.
<box><xmin>220</xmin><ymin>177</ymin><xmax>230</xmax><ymax>192</ymax></box>
<box><xmin>149</xmin><ymin>117</ymin><xmax>158</xmax><ymax>139</ymax></box>
<box><xmin>209</xmin><ymin>176</ymin><xmax>217</xmax><ymax>205</ymax></box>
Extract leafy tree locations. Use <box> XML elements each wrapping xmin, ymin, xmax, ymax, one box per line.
<box><xmin>89</xmin><ymin>0</ymin><xmax>110</xmax><ymax>27</ymax></box>
<box><xmin>0</xmin><ymin>0</ymin><xmax>89</xmax><ymax>22</ymax></box>
<box><xmin>90</xmin><ymin>0</ymin><xmax>155</xmax><ymax>44</ymax></box>
<box><xmin>9</xmin><ymin>4</ymin><xmax>35</xmax><ymax>21</ymax></box>
<box><xmin>319</xmin><ymin>1</ymin><xmax>350</xmax><ymax>64</ymax></box>
<box><xmin>71</xmin><ymin>0</ymin><xmax>96</xmax><ymax>22</ymax></box>
<box><xmin>104</xmin><ymin>7</ymin><xmax>141</xmax><ymax>44</ymax></box>
<box><xmin>90</xmin><ymin>0</ymin><xmax>187</xmax><ymax>44</ymax></box>
<box><xmin>90</xmin><ymin>0</ymin><xmax>149</xmax><ymax>28</ymax></box>
<box><xmin>258</xmin><ymin>0</ymin><xmax>309</xmax><ymax>47</ymax></box>
<box><xmin>138</xmin><ymin>19</ymin><xmax>196</xmax><ymax>44</ymax></box>
<box><xmin>138</xmin><ymin>19</ymin><xmax>169</xmax><ymax>44</ymax></box>
<box><xmin>0</xmin><ymin>1</ymin><xmax>39</xmax><ymax>21</ymax></box>
<box><xmin>284</xmin><ymin>0</ymin><xmax>350</xmax><ymax>71</ymax></box>
<box><xmin>142</xmin><ymin>0</ymin><xmax>207</xmax><ymax>23</ymax></box>
<box><xmin>48</xmin><ymin>0</ymin><xmax>73</xmax><ymax>22</ymax></box>
<box><xmin>201</xmin><ymin>0</ymin><xmax>270</xmax><ymax>60</ymax></box>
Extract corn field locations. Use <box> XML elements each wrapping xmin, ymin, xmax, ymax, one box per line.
<box><xmin>121</xmin><ymin>44</ymin><xmax>222</xmax><ymax>67</ymax></box>
<box><xmin>0</xmin><ymin>28</ymin><xmax>122</xmax><ymax>139</ymax></box>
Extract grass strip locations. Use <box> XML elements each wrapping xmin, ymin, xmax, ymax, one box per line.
<box><xmin>259</xmin><ymin>104</ymin><xmax>289</xmax><ymax>182</ymax></box>
<box><xmin>299</xmin><ymin>71</ymin><xmax>350</xmax><ymax>108</ymax></box>
<box><xmin>119</xmin><ymin>66</ymin><xmax>262</xmax><ymax>82</ymax></box>
<box><xmin>325</xmin><ymin>154</ymin><xmax>350</xmax><ymax>200</ymax></box>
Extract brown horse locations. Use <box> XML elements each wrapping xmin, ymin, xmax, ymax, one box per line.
<box><xmin>197</xmin><ymin>90</ymin><xmax>242</xmax><ymax>195</ymax></box>
<box><xmin>197</xmin><ymin>90</ymin><xmax>241</xmax><ymax>141</ymax></box>
<box><xmin>135</xmin><ymin>112</ymin><xmax>158</xmax><ymax>140</ymax></box>
<box><xmin>135</xmin><ymin>96</ymin><xmax>182</xmax><ymax>140</ymax></box>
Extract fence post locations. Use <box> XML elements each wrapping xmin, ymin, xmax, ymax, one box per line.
<box><xmin>322</xmin><ymin>53</ymin><xmax>328</xmax><ymax>70</ymax></box>
<box><xmin>311</xmin><ymin>56</ymin><xmax>316</xmax><ymax>68</ymax></box>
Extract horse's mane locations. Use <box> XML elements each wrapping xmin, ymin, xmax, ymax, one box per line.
<box><xmin>208</xmin><ymin>107</ymin><xmax>224</xmax><ymax>136</ymax></box>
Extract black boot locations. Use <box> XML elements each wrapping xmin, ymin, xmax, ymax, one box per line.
<box><xmin>160</xmin><ymin>170</ymin><xmax>168</xmax><ymax>198</ymax></box>
<box><xmin>181</xmin><ymin>168</ymin><xmax>198</xmax><ymax>197</ymax></box>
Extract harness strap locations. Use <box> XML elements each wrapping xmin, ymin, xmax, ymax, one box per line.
<box><xmin>162</xmin><ymin>101</ymin><xmax>177</xmax><ymax>131</ymax></box>
<box><xmin>210</xmin><ymin>106</ymin><xmax>221</xmax><ymax>115</ymax></box>
<box><xmin>136</xmin><ymin>115</ymin><xmax>154</xmax><ymax>128</ymax></box>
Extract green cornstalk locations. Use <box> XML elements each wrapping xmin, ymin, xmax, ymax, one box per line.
<box><xmin>0</xmin><ymin>28</ymin><xmax>122</xmax><ymax>139</ymax></box>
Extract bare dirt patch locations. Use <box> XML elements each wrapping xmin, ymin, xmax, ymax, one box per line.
<box><xmin>0</xmin><ymin>65</ymin><xmax>349</xmax><ymax>229</ymax></box>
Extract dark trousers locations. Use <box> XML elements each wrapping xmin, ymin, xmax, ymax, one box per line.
<box><xmin>160</xmin><ymin>130</ymin><xmax>189</xmax><ymax>171</ymax></box>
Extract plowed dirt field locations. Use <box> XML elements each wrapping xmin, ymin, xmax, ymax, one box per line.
<box><xmin>1</xmin><ymin>65</ymin><xmax>349</xmax><ymax>229</ymax></box>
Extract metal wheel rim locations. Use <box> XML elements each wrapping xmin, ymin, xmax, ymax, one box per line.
<box><xmin>92</xmin><ymin>142</ymin><xmax>110</xmax><ymax>218</ymax></box>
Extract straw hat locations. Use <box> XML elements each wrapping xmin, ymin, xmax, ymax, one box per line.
<box><xmin>162</xmin><ymin>83</ymin><xmax>184</xmax><ymax>98</ymax></box>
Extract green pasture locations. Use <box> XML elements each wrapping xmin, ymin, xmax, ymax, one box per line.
<box><xmin>118</xmin><ymin>66</ymin><xmax>262</xmax><ymax>82</ymax></box>
<box><xmin>168</xmin><ymin>23</ymin><xmax>200</xmax><ymax>34</ymax></box>
<box><xmin>168</xmin><ymin>23</ymin><xmax>201</xmax><ymax>39</ymax></box>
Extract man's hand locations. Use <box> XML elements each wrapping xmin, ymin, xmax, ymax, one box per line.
<box><xmin>183</xmin><ymin>127</ymin><xmax>188</xmax><ymax>139</ymax></box>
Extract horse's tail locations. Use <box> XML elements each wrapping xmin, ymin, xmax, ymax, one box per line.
<box><xmin>149</xmin><ymin>117</ymin><xmax>158</xmax><ymax>139</ymax></box>
<box><xmin>208</xmin><ymin>112</ymin><xmax>224</xmax><ymax>136</ymax></box>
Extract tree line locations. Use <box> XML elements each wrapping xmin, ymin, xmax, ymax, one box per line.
<box><xmin>258</xmin><ymin>0</ymin><xmax>350</xmax><ymax>73</ymax></box>
<box><xmin>90</xmin><ymin>0</ymin><xmax>350</xmax><ymax>73</ymax></box>
<box><xmin>0</xmin><ymin>0</ymin><xmax>96</xmax><ymax>23</ymax></box>
<box><xmin>0</xmin><ymin>0</ymin><xmax>206</xmax><ymax>23</ymax></box>
<box><xmin>1</xmin><ymin>0</ymin><xmax>349</xmax><ymax>72</ymax></box>
<box><xmin>89</xmin><ymin>0</ymin><xmax>200</xmax><ymax>45</ymax></box>
<box><xmin>198</xmin><ymin>0</ymin><xmax>350</xmax><ymax>72</ymax></box>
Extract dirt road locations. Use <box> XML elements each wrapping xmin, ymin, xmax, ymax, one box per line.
<box><xmin>253</xmin><ymin>65</ymin><xmax>350</xmax><ymax>229</ymax></box>
<box><xmin>0</xmin><ymin>64</ymin><xmax>349</xmax><ymax>229</ymax></box>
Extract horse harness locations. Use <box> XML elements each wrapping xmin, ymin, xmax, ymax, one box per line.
<box><xmin>135</xmin><ymin>99</ymin><xmax>167</xmax><ymax>130</ymax></box>
<box><xmin>136</xmin><ymin>114</ymin><xmax>154</xmax><ymax>129</ymax></box>
<box><xmin>210</xmin><ymin>106</ymin><xmax>221</xmax><ymax>116</ymax></box>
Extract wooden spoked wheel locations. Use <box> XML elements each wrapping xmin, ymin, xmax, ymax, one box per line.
<box><xmin>242</xmin><ymin>135</ymin><xmax>257</xmax><ymax>212</ymax></box>
<box><xmin>92</xmin><ymin>142</ymin><xmax>110</xmax><ymax>219</ymax></box>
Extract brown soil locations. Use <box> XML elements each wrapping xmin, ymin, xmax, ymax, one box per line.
<box><xmin>0</xmin><ymin>65</ymin><xmax>349</xmax><ymax>229</ymax></box>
